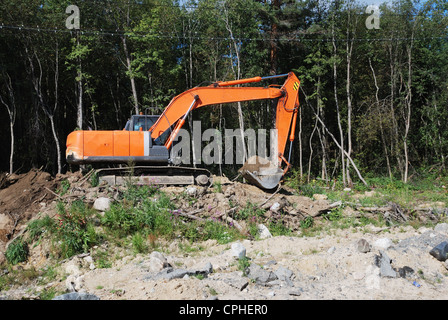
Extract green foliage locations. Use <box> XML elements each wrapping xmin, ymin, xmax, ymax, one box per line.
<box><xmin>235</xmin><ymin>202</ymin><xmax>264</xmax><ymax>221</ymax></box>
<box><xmin>54</xmin><ymin>201</ymin><xmax>99</xmax><ymax>258</ymax></box>
<box><xmin>5</xmin><ymin>237</ymin><xmax>29</xmax><ymax>265</ymax></box>
<box><xmin>132</xmin><ymin>232</ymin><xmax>148</xmax><ymax>254</ymax></box>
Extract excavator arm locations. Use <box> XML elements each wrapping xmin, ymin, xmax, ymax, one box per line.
<box><xmin>151</xmin><ymin>72</ymin><xmax>300</xmax><ymax>173</ymax></box>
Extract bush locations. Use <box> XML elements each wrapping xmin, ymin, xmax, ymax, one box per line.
<box><xmin>5</xmin><ymin>237</ymin><xmax>29</xmax><ymax>265</ymax></box>
<box><xmin>54</xmin><ymin>201</ymin><xmax>99</xmax><ymax>258</ymax></box>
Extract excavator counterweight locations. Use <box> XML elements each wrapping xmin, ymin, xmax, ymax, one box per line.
<box><xmin>66</xmin><ymin>72</ymin><xmax>300</xmax><ymax>190</ymax></box>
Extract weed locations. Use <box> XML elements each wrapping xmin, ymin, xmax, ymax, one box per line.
<box><xmin>268</xmin><ymin>220</ymin><xmax>292</xmax><ymax>236</ymax></box>
<box><xmin>93</xmin><ymin>250</ymin><xmax>112</xmax><ymax>269</ymax></box>
<box><xmin>5</xmin><ymin>237</ymin><xmax>29</xmax><ymax>265</ymax></box>
<box><xmin>57</xmin><ymin>179</ymin><xmax>70</xmax><ymax>196</ymax></box>
<box><xmin>26</xmin><ymin>215</ymin><xmax>56</xmax><ymax>243</ymax></box>
<box><xmin>213</xmin><ymin>181</ymin><xmax>222</xmax><ymax>193</ymax></box>
<box><xmin>132</xmin><ymin>232</ymin><xmax>148</xmax><ymax>254</ymax></box>
<box><xmin>300</xmin><ymin>216</ymin><xmax>314</xmax><ymax>229</ymax></box>
<box><xmin>237</xmin><ymin>257</ymin><xmax>251</xmax><ymax>275</ymax></box>
<box><xmin>90</xmin><ymin>171</ymin><xmax>99</xmax><ymax>187</ymax></box>
<box><xmin>54</xmin><ymin>200</ymin><xmax>99</xmax><ymax>258</ymax></box>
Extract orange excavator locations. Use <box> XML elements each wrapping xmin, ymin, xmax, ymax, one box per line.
<box><xmin>66</xmin><ymin>72</ymin><xmax>300</xmax><ymax>190</ymax></box>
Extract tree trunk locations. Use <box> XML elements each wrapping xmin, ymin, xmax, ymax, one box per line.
<box><xmin>122</xmin><ymin>36</ymin><xmax>139</xmax><ymax>115</ymax></box>
<box><xmin>332</xmin><ymin>19</ymin><xmax>346</xmax><ymax>185</ymax></box>
<box><xmin>0</xmin><ymin>72</ymin><xmax>16</xmax><ymax>175</ymax></box>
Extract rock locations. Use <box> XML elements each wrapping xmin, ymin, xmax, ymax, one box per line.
<box><xmin>53</xmin><ymin>292</ymin><xmax>100</xmax><ymax>300</ymax></box>
<box><xmin>313</xmin><ymin>194</ymin><xmax>328</xmax><ymax>201</ymax></box>
<box><xmin>327</xmin><ymin>246</ymin><xmax>336</xmax><ymax>254</ymax></box>
<box><xmin>147</xmin><ymin>263</ymin><xmax>214</xmax><ymax>281</ymax></box>
<box><xmin>270</xmin><ymin>202</ymin><xmax>281</xmax><ymax>212</ymax></box>
<box><xmin>397</xmin><ymin>266</ymin><xmax>415</xmax><ymax>278</ymax></box>
<box><xmin>375</xmin><ymin>250</ymin><xmax>397</xmax><ymax>278</ymax></box>
<box><xmin>65</xmin><ymin>259</ymin><xmax>82</xmax><ymax>276</ymax></box>
<box><xmin>231</xmin><ymin>242</ymin><xmax>246</xmax><ymax>260</ymax></box>
<box><xmin>65</xmin><ymin>274</ymin><xmax>84</xmax><ymax>292</ymax></box>
<box><xmin>186</xmin><ymin>187</ymin><xmax>197</xmax><ymax>196</ymax></box>
<box><xmin>245</xmin><ymin>263</ymin><xmax>278</xmax><ymax>285</ymax></box>
<box><xmin>257</xmin><ymin>224</ymin><xmax>272</xmax><ymax>239</ymax></box>
<box><xmin>149</xmin><ymin>251</ymin><xmax>170</xmax><ymax>272</ymax></box>
<box><xmin>274</xmin><ymin>266</ymin><xmax>294</xmax><ymax>281</ymax></box>
<box><xmin>93</xmin><ymin>197</ymin><xmax>112</xmax><ymax>211</ymax></box>
<box><xmin>434</xmin><ymin>223</ymin><xmax>448</xmax><ymax>235</ymax></box>
<box><xmin>356</xmin><ymin>239</ymin><xmax>371</xmax><ymax>253</ymax></box>
<box><xmin>429</xmin><ymin>241</ymin><xmax>448</xmax><ymax>261</ymax></box>
<box><xmin>373</xmin><ymin>238</ymin><xmax>393</xmax><ymax>250</ymax></box>
<box><xmin>202</xmin><ymin>262</ymin><xmax>213</xmax><ymax>274</ymax></box>
<box><xmin>274</xmin><ymin>266</ymin><xmax>294</xmax><ymax>286</ymax></box>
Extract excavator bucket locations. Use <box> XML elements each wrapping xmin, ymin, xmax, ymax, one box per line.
<box><xmin>238</xmin><ymin>156</ymin><xmax>283</xmax><ymax>190</ymax></box>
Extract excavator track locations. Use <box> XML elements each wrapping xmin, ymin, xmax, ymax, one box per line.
<box><xmin>94</xmin><ymin>165</ymin><xmax>212</xmax><ymax>187</ymax></box>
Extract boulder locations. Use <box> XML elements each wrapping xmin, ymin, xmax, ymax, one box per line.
<box><xmin>375</xmin><ymin>250</ymin><xmax>397</xmax><ymax>278</ymax></box>
<box><xmin>231</xmin><ymin>242</ymin><xmax>246</xmax><ymax>260</ymax></box>
<box><xmin>257</xmin><ymin>224</ymin><xmax>272</xmax><ymax>239</ymax></box>
<box><xmin>373</xmin><ymin>238</ymin><xmax>393</xmax><ymax>250</ymax></box>
<box><xmin>93</xmin><ymin>197</ymin><xmax>112</xmax><ymax>211</ymax></box>
<box><xmin>429</xmin><ymin>241</ymin><xmax>448</xmax><ymax>261</ymax></box>
<box><xmin>245</xmin><ymin>263</ymin><xmax>278</xmax><ymax>285</ymax></box>
<box><xmin>356</xmin><ymin>239</ymin><xmax>371</xmax><ymax>253</ymax></box>
<box><xmin>149</xmin><ymin>251</ymin><xmax>170</xmax><ymax>272</ymax></box>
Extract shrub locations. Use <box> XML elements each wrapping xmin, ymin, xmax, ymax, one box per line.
<box><xmin>5</xmin><ymin>237</ymin><xmax>29</xmax><ymax>265</ymax></box>
<box><xmin>54</xmin><ymin>201</ymin><xmax>99</xmax><ymax>258</ymax></box>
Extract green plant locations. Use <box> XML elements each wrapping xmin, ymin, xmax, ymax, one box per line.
<box><xmin>90</xmin><ymin>171</ymin><xmax>99</xmax><ymax>187</ymax></box>
<box><xmin>5</xmin><ymin>237</ymin><xmax>29</xmax><ymax>265</ymax></box>
<box><xmin>93</xmin><ymin>250</ymin><xmax>112</xmax><ymax>269</ymax></box>
<box><xmin>132</xmin><ymin>232</ymin><xmax>148</xmax><ymax>254</ymax></box>
<box><xmin>300</xmin><ymin>216</ymin><xmax>314</xmax><ymax>229</ymax></box>
<box><xmin>57</xmin><ymin>179</ymin><xmax>70</xmax><ymax>196</ymax></box>
<box><xmin>213</xmin><ymin>181</ymin><xmax>222</xmax><ymax>193</ymax></box>
<box><xmin>268</xmin><ymin>220</ymin><xmax>292</xmax><ymax>236</ymax></box>
<box><xmin>237</xmin><ymin>257</ymin><xmax>251</xmax><ymax>276</ymax></box>
<box><xmin>235</xmin><ymin>202</ymin><xmax>264</xmax><ymax>221</ymax></box>
<box><xmin>54</xmin><ymin>201</ymin><xmax>99</xmax><ymax>258</ymax></box>
<box><xmin>26</xmin><ymin>215</ymin><xmax>56</xmax><ymax>243</ymax></box>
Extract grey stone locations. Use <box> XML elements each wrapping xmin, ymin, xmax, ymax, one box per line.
<box><xmin>373</xmin><ymin>238</ymin><xmax>393</xmax><ymax>250</ymax></box>
<box><xmin>231</xmin><ymin>242</ymin><xmax>246</xmax><ymax>260</ymax></box>
<box><xmin>356</xmin><ymin>239</ymin><xmax>371</xmax><ymax>253</ymax></box>
<box><xmin>93</xmin><ymin>197</ymin><xmax>112</xmax><ymax>211</ymax></box>
<box><xmin>375</xmin><ymin>250</ymin><xmax>397</xmax><ymax>278</ymax></box>
<box><xmin>270</xmin><ymin>202</ymin><xmax>281</xmax><ymax>212</ymax></box>
<box><xmin>397</xmin><ymin>266</ymin><xmax>415</xmax><ymax>278</ymax></box>
<box><xmin>245</xmin><ymin>263</ymin><xmax>278</xmax><ymax>285</ymax></box>
<box><xmin>147</xmin><ymin>263</ymin><xmax>214</xmax><ymax>281</ymax></box>
<box><xmin>257</xmin><ymin>224</ymin><xmax>272</xmax><ymax>239</ymax></box>
<box><xmin>434</xmin><ymin>223</ymin><xmax>448</xmax><ymax>235</ymax></box>
<box><xmin>52</xmin><ymin>292</ymin><xmax>100</xmax><ymax>300</ymax></box>
<box><xmin>274</xmin><ymin>266</ymin><xmax>294</xmax><ymax>282</ymax></box>
<box><xmin>429</xmin><ymin>241</ymin><xmax>448</xmax><ymax>261</ymax></box>
<box><xmin>149</xmin><ymin>251</ymin><xmax>170</xmax><ymax>272</ymax></box>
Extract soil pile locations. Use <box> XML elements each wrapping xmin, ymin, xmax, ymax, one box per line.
<box><xmin>0</xmin><ymin>169</ymin><xmax>61</xmax><ymax>252</ymax></box>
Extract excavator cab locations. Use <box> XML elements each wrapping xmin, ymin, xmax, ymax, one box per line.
<box><xmin>124</xmin><ymin>115</ymin><xmax>158</xmax><ymax>131</ymax></box>
<box><xmin>124</xmin><ymin>115</ymin><xmax>168</xmax><ymax>146</ymax></box>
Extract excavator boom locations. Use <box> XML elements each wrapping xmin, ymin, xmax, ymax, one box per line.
<box><xmin>66</xmin><ymin>72</ymin><xmax>300</xmax><ymax>190</ymax></box>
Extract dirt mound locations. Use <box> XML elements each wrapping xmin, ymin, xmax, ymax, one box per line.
<box><xmin>0</xmin><ymin>169</ymin><xmax>61</xmax><ymax>249</ymax></box>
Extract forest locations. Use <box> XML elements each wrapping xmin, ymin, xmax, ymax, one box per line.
<box><xmin>0</xmin><ymin>0</ymin><xmax>447</xmax><ymax>188</ymax></box>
